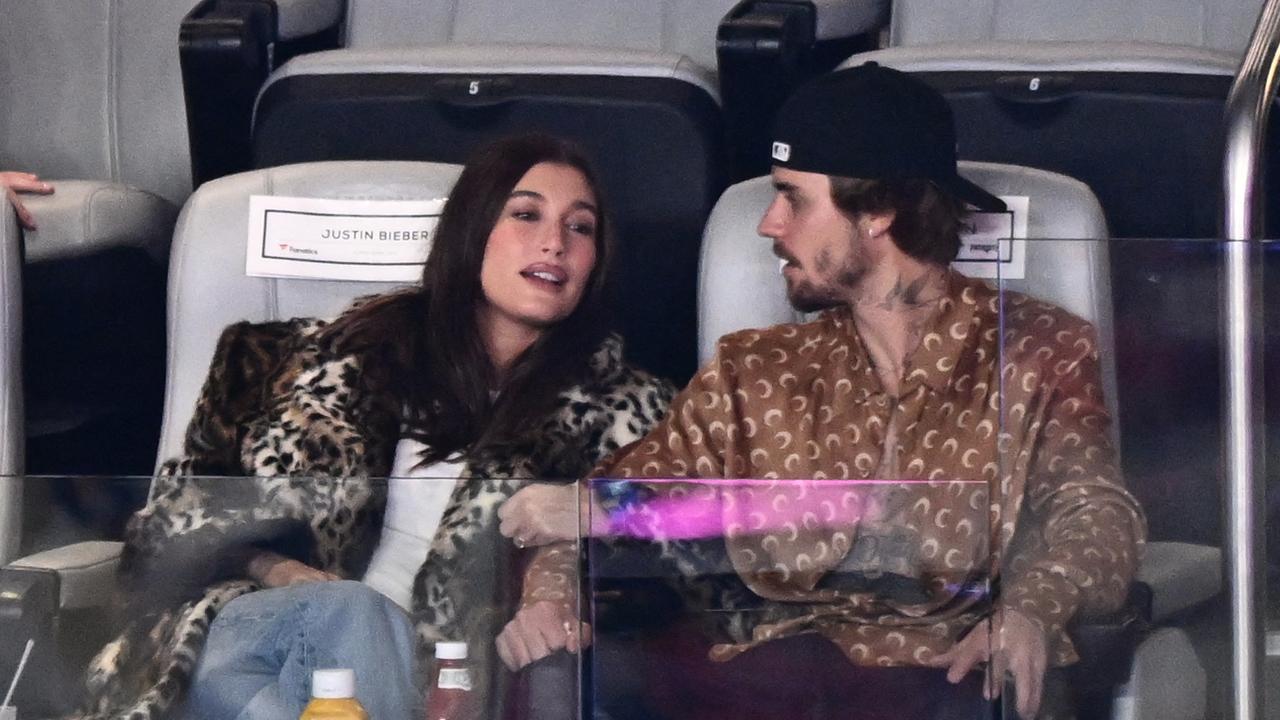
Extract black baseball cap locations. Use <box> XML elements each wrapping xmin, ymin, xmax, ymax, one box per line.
<box><xmin>770</xmin><ymin>62</ymin><xmax>1007</xmax><ymax>213</ymax></box>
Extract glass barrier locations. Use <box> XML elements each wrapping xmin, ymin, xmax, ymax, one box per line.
<box><xmin>585</xmin><ymin>478</ymin><xmax>994</xmax><ymax>720</ymax></box>
<box><xmin>1</xmin><ymin>475</ymin><xmax>587</xmax><ymax>720</ymax></box>
<box><xmin>1000</xmin><ymin>237</ymin><xmax>1232</xmax><ymax>720</ymax></box>
<box><xmin>0</xmin><ymin>238</ymin><xmax>1272</xmax><ymax>720</ymax></box>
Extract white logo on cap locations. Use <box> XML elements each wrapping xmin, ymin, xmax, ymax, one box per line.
<box><xmin>772</xmin><ymin>142</ymin><xmax>791</xmax><ymax>162</ymax></box>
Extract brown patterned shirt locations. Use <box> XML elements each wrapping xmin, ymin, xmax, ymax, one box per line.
<box><xmin>523</xmin><ymin>272</ymin><xmax>1146</xmax><ymax>667</ymax></box>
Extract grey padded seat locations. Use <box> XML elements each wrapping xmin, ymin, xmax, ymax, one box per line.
<box><xmin>1</xmin><ymin>0</ymin><xmax>189</xmax><ymax>477</ymax></box>
<box><xmin>0</xmin><ymin>205</ymin><xmax>24</xmax><ymax>564</ymax></box>
<box><xmin>343</xmin><ymin>0</ymin><xmax>745</xmax><ymax>72</ymax></box>
<box><xmin>0</xmin><ymin>0</ymin><xmax>199</xmax><ymax>206</ymax></box>
<box><xmin>697</xmin><ymin>162</ymin><xmax>1215</xmax><ymax>720</ymax></box>
<box><xmin>888</xmin><ymin>0</ymin><xmax>1264</xmax><ymax>53</ymax></box>
<box><xmin>340</xmin><ymin>0</ymin><xmax>888</xmax><ymax>72</ymax></box>
<box><xmin>5</xmin><ymin>160</ymin><xmax>465</xmax><ymax>608</ymax></box>
<box><xmin>158</xmin><ymin>161</ymin><xmax>463</xmax><ymax>461</ymax></box>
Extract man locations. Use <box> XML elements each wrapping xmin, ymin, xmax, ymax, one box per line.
<box><xmin>497</xmin><ymin>63</ymin><xmax>1145</xmax><ymax>719</ymax></box>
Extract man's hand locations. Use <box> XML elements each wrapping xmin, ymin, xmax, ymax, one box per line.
<box><xmin>495</xmin><ymin>601</ymin><xmax>593</xmax><ymax>672</ymax></box>
<box><xmin>925</xmin><ymin>608</ymin><xmax>1047</xmax><ymax>719</ymax></box>
<box><xmin>1</xmin><ymin>172</ymin><xmax>54</xmax><ymax>230</ymax></box>
<box><xmin>498</xmin><ymin>484</ymin><xmax>605</xmax><ymax>547</ymax></box>
<box><xmin>246</xmin><ymin>550</ymin><xmax>340</xmax><ymax>588</ymax></box>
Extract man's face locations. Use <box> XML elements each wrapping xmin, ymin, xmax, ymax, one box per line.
<box><xmin>757</xmin><ymin>167</ymin><xmax>875</xmax><ymax>313</ymax></box>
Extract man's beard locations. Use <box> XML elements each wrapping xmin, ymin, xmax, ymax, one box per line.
<box><xmin>784</xmin><ymin>245</ymin><xmax>870</xmax><ymax>313</ymax></box>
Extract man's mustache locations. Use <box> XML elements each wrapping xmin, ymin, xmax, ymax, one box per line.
<box><xmin>772</xmin><ymin>244</ymin><xmax>798</xmax><ymax>266</ymax></box>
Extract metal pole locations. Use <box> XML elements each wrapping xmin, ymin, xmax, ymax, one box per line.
<box><xmin>1223</xmin><ymin>2</ymin><xmax>1280</xmax><ymax>719</ymax></box>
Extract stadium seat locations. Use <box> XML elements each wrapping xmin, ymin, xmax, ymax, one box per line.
<box><xmin>156</xmin><ymin>160</ymin><xmax>461</xmax><ymax>459</ymax></box>
<box><xmin>0</xmin><ymin>0</ymin><xmax>198</xmax><ymax>476</ymax></box>
<box><xmin>695</xmin><ymin>163</ymin><xmax>1217</xmax><ymax>720</ymax></box>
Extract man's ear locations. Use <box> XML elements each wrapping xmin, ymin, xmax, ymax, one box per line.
<box><xmin>861</xmin><ymin>210</ymin><xmax>895</xmax><ymax>239</ymax></box>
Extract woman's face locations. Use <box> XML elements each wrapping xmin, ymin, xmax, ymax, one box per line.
<box><xmin>478</xmin><ymin>162</ymin><xmax>600</xmax><ymax>340</ymax></box>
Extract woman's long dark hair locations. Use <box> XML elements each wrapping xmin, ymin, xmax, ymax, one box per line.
<box><xmin>320</xmin><ymin>134</ymin><xmax>614</xmax><ymax>466</ymax></box>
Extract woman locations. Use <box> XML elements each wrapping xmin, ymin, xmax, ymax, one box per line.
<box><xmin>73</xmin><ymin>135</ymin><xmax>675</xmax><ymax>720</ymax></box>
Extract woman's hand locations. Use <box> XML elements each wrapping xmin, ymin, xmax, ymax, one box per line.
<box><xmin>246</xmin><ymin>550</ymin><xmax>341</xmax><ymax>588</ymax></box>
<box><xmin>924</xmin><ymin>608</ymin><xmax>1048</xmax><ymax>719</ymax></box>
<box><xmin>498</xmin><ymin>484</ymin><xmax>607</xmax><ymax>547</ymax></box>
<box><xmin>1</xmin><ymin>171</ymin><xmax>54</xmax><ymax>230</ymax></box>
<box><xmin>495</xmin><ymin>601</ymin><xmax>593</xmax><ymax>671</ymax></box>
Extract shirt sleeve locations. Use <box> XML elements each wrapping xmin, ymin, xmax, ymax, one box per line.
<box><xmin>999</xmin><ymin>344</ymin><xmax>1148</xmax><ymax>662</ymax></box>
<box><xmin>519</xmin><ymin>542</ymin><xmax>580</xmax><ymax>614</ymax></box>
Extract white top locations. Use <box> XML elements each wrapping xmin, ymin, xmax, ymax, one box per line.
<box><xmin>361</xmin><ymin>438</ymin><xmax>464</xmax><ymax>611</ymax></box>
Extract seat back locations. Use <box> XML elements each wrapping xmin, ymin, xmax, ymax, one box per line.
<box><xmin>697</xmin><ymin>162</ymin><xmax>1118</xmax><ymax>431</ymax></box>
<box><xmin>343</xmin><ymin>0</ymin><xmax>740</xmax><ymax>71</ymax></box>
<box><xmin>251</xmin><ymin>46</ymin><xmax>723</xmax><ymax>382</ymax></box>
<box><xmin>157</xmin><ymin>161</ymin><xmax>463</xmax><ymax>464</ymax></box>
<box><xmin>889</xmin><ymin>0</ymin><xmax>1264</xmax><ymax>52</ymax></box>
<box><xmin>0</xmin><ymin>0</ymin><xmax>198</xmax><ymax>205</ymax></box>
<box><xmin>0</xmin><ymin>206</ymin><xmax>23</xmax><ymax>562</ymax></box>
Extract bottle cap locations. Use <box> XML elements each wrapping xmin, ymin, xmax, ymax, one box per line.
<box><xmin>312</xmin><ymin>669</ymin><xmax>356</xmax><ymax>699</ymax></box>
<box><xmin>435</xmin><ymin>642</ymin><xmax>468</xmax><ymax>660</ymax></box>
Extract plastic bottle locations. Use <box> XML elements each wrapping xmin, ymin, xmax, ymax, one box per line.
<box><xmin>423</xmin><ymin>642</ymin><xmax>477</xmax><ymax>720</ymax></box>
<box><xmin>300</xmin><ymin>669</ymin><xmax>368</xmax><ymax>720</ymax></box>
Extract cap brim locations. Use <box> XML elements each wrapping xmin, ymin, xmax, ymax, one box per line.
<box><xmin>939</xmin><ymin>175</ymin><xmax>1008</xmax><ymax>213</ymax></box>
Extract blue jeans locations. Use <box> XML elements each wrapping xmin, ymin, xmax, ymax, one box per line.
<box><xmin>185</xmin><ymin>581</ymin><xmax>422</xmax><ymax>720</ymax></box>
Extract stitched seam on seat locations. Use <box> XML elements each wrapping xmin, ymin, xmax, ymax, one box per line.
<box><xmin>445</xmin><ymin>0</ymin><xmax>461</xmax><ymax>42</ymax></box>
<box><xmin>107</xmin><ymin>0</ymin><xmax>122</xmax><ymax>183</ymax></box>
<box><xmin>266</xmin><ymin>170</ymin><xmax>281</xmax><ymax>320</ymax></box>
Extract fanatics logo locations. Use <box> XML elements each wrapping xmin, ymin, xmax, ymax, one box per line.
<box><xmin>772</xmin><ymin>142</ymin><xmax>791</xmax><ymax>162</ymax></box>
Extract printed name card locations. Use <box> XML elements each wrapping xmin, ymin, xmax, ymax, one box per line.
<box><xmin>952</xmin><ymin>195</ymin><xmax>1029</xmax><ymax>280</ymax></box>
<box><xmin>246</xmin><ymin>196</ymin><xmax>447</xmax><ymax>282</ymax></box>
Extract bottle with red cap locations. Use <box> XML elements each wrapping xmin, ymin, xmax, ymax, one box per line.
<box><xmin>423</xmin><ymin>642</ymin><xmax>478</xmax><ymax>720</ymax></box>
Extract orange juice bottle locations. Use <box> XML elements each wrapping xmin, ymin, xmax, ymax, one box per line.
<box><xmin>300</xmin><ymin>669</ymin><xmax>368</xmax><ymax>720</ymax></box>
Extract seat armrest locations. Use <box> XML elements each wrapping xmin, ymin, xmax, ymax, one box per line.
<box><xmin>7</xmin><ymin>541</ymin><xmax>123</xmax><ymax>610</ymax></box>
<box><xmin>181</xmin><ymin>0</ymin><xmax>344</xmax><ymax>186</ymax></box>
<box><xmin>810</xmin><ymin>0</ymin><xmax>890</xmax><ymax>40</ymax></box>
<box><xmin>20</xmin><ymin>181</ymin><xmax>177</xmax><ymax>264</ymax></box>
<box><xmin>275</xmin><ymin>0</ymin><xmax>343</xmax><ymax>41</ymax></box>
<box><xmin>1068</xmin><ymin>582</ymin><xmax>1152</xmax><ymax>691</ymax></box>
<box><xmin>1137</xmin><ymin>541</ymin><xmax>1221</xmax><ymax>622</ymax></box>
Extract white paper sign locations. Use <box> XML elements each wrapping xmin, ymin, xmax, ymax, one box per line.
<box><xmin>246</xmin><ymin>196</ymin><xmax>446</xmax><ymax>282</ymax></box>
<box><xmin>952</xmin><ymin>195</ymin><xmax>1029</xmax><ymax>280</ymax></box>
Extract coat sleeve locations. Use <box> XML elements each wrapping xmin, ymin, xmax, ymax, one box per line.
<box><xmin>519</xmin><ymin>354</ymin><xmax>732</xmax><ymax>611</ymax></box>
<box><xmin>120</xmin><ymin>319</ymin><xmax>321</xmax><ymax>597</ymax></box>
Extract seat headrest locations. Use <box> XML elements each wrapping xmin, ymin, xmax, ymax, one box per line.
<box><xmin>158</xmin><ymin>160</ymin><xmax>463</xmax><ymax>465</ymax></box>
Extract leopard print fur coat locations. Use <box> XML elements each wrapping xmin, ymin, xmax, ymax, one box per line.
<box><xmin>71</xmin><ymin>307</ymin><xmax>675</xmax><ymax>720</ymax></box>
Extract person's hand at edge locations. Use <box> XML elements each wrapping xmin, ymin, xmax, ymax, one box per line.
<box><xmin>498</xmin><ymin>483</ymin><xmax>609</xmax><ymax>547</ymax></box>
<box><xmin>495</xmin><ymin>600</ymin><xmax>593</xmax><ymax>672</ymax></box>
<box><xmin>246</xmin><ymin>550</ymin><xmax>341</xmax><ymax>588</ymax></box>
<box><xmin>924</xmin><ymin>607</ymin><xmax>1047</xmax><ymax>719</ymax></box>
<box><xmin>1</xmin><ymin>171</ymin><xmax>54</xmax><ymax>230</ymax></box>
